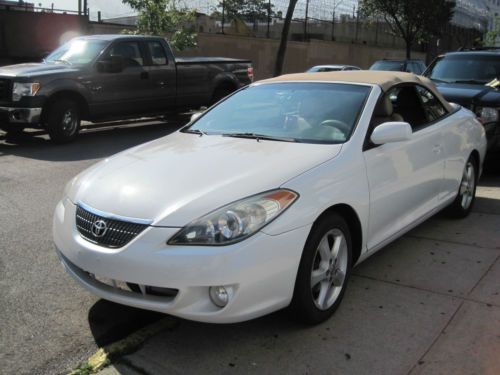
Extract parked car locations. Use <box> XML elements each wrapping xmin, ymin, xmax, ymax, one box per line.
<box><xmin>0</xmin><ymin>35</ymin><xmax>253</xmax><ymax>143</ymax></box>
<box><xmin>370</xmin><ymin>59</ymin><xmax>427</xmax><ymax>75</ymax></box>
<box><xmin>424</xmin><ymin>48</ymin><xmax>500</xmax><ymax>151</ymax></box>
<box><xmin>307</xmin><ymin>65</ymin><xmax>361</xmax><ymax>72</ymax></box>
<box><xmin>53</xmin><ymin>71</ymin><xmax>486</xmax><ymax>324</ymax></box>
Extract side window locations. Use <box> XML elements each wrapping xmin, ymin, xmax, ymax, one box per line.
<box><xmin>416</xmin><ymin>86</ymin><xmax>448</xmax><ymax>122</ymax></box>
<box><xmin>389</xmin><ymin>85</ymin><xmax>429</xmax><ymax>130</ymax></box>
<box><xmin>107</xmin><ymin>42</ymin><xmax>144</xmax><ymax>68</ymax></box>
<box><xmin>147</xmin><ymin>41</ymin><xmax>168</xmax><ymax>65</ymax></box>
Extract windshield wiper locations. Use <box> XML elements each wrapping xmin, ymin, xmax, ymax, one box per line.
<box><xmin>184</xmin><ymin>129</ymin><xmax>207</xmax><ymax>136</ymax></box>
<box><xmin>452</xmin><ymin>79</ymin><xmax>487</xmax><ymax>85</ymax></box>
<box><xmin>52</xmin><ymin>59</ymin><xmax>72</xmax><ymax>66</ymax></box>
<box><xmin>222</xmin><ymin>132</ymin><xmax>297</xmax><ymax>143</ymax></box>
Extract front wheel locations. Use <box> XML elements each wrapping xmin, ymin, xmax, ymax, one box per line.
<box><xmin>289</xmin><ymin>213</ymin><xmax>352</xmax><ymax>325</ymax></box>
<box><xmin>446</xmin><ymin>156</ymin><xmax>477</xmax><ymax>218</ymax></box>
<box><xmin>45</xmin><ymin>99</ymin><xmax>81</xmax><ymax>144</ymax></box>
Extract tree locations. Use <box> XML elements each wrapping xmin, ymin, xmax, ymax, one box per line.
<box><xmin>485</xmin><ymin>16</ymin><xmax>500</xmax><ymax>46</ymax></box>
<box><xmin>274</xmin><ymin>0</ymin><xmax>299</xmax><ymax>76</ymax></box>
<box><xmin>122</xmin><ymin>0</ymin><xmax>197</xmax><ymax>51</ymax></box>
<box><xmin>218</xmin><ymin>0</ymin><xmax>271</xmax><ymax>23</ymax></box>
<box><xmin>360</xmin><ymin>0</ymin><xmax>456</xmax><ymax>58</ymax></box>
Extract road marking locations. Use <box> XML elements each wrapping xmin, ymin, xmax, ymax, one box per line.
<box><xmin>69</xmin><ymin>317</ymin><xmax>178</xmax><ymax>375</ymax></box>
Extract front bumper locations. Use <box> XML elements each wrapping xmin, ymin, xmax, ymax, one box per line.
<box><xmin>0</xmin><ymin>106</ymin><xmax>42</xmax><ymax>124</ymax></box>
<box><xmin>53</xmin><ymin>199</ymin><xmax>311</xmax><ymax>323</ymax></box>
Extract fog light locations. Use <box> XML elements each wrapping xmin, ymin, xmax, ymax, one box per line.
<box><xmin>209</xmin><ymin>286</ymin><xmax>229</xmax><ymax>307</ymax></box>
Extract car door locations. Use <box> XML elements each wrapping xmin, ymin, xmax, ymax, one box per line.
<box><xmin>363</xmin><ymin>85</ymin><xmax>444</xmax><ymax>250</ymax></box>
<box><xmin>90</xmin><ymin>41</ymin><xmax>152</xmax><ymax>117</ymax></box>
<box><xmin>144</xmin><ymin>40</ymin><xmax>177</xmax><ymax>112</ymax></box>
<box><xmin>415</xmin><ymin>85</ymin><xmax>461</xmax><ymax>203</ymax></box>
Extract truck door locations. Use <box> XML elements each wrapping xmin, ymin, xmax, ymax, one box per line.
<box><xmin>143</xmin><ymin>40</ymin><xmax>177</xmax><ymax>112</ymax></box>
<box><xmin>91</xmin><ymin>41</ymin><xmax>152</xmax><ymax>117</ymax></box>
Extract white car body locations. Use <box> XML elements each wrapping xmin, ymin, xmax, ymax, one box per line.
<box><xmin>53</xmin><ymin>72</ymin><xmax>487</xmax><ymax>323</ymax></box>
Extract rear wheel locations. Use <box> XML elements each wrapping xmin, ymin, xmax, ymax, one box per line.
<box><xmin>45</xmin><ymin>99</ymin><xmax>81</xmax><ymax>144</ymax></box>
<box><xmin>211</xmin><ymin>85</ymin><xmax>235</xmax><ymax>105</ymax></box>
<box><xmin>290</xmin><ymin>213</ymin><xmax>352</xmax><ymax>324</ymax></box>
<box><xmin>446</xmin><ymin>156</ymin><xmax>477</xmax><ymax>218</ymax></box>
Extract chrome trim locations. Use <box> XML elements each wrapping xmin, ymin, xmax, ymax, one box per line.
<box><xmin>77</xmin><ymin>201</ymin><xmax>153</xmax><ymax>225</ymax></box>
<box><xmin>0</xmin><ymin>106</ymin><xmax>42</xmax><ymax>123</ymax></box>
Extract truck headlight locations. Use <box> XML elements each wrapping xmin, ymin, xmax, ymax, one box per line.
<box><xmin>476</xmin><ymin>107</ymin><xmax>499</xmax><ymax>124</ymax></box>
<box><xmin>168</xmin><ymin>189</ymin><xmax>298</xmax><ymax>246</ymax></box>
<box><xmin>12</xmin><ymin>82</ymin><xmax>40</xmax><ymax>101</ymax></box>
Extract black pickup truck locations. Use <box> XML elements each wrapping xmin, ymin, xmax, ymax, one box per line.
<box><xmin>424</xmin><ymin>49</ymin><xmax>500</xmax><ymax>152</ymax></box>
<box><xmin>0</xmin><ymin>35</ymin><xmax>253</xmax><ymax>143</ymax></box>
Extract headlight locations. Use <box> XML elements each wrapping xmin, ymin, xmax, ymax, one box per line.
<box><xmin>12</xmin><ymin>82</ymin><xmax>40</xmax><ymax>101</ymax></box>
<box><xmin>168</xmin><ymin>189</ymin><xmax>298</xmax><ymax>246</ymax></box>
<box><xmin>476</xmin><ymin>107</ymin><xmax>499</xmax><ymax>124</ymax></box>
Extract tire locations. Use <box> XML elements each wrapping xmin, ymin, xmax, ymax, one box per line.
<box><xmin>45</xmin><ymin>99</ymin><xmax>81</xmax><ymax>144</ymax></box>
<box><xmin>446</xmin><ymin>156</ymin><xmax>478</xmax><ymax>219</ymax></box>
<box><xmin>289</xmin><ymin>213</ymin><xmax>352</xmax><ymax>325</ymax></box>
<box><xmin>211</xmin><ymin>85</ymin><xmax>234</xmax><ymax>105</ymax></box>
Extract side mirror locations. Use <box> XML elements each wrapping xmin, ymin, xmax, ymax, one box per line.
<box><xmin>190</xmin><ymin>112</ymin><xmax>203</xmax><ymax>122</ymax></box>
<box><xmin>371</xmin><ymin>122</ymin><xmax>412</xmax><ymax>145</ymax></box>
<box><xmin>96</xmin><ymin>56</ymin><xmax>124</xmax><ymax>73</ymax></box>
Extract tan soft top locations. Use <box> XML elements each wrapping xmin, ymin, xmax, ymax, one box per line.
<box><xmin>260</xmin><ymin>71</ymin><xmax>452</xmax><ymax>111</ymax></box>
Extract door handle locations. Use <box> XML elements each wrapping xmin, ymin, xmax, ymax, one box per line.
<box><xmin>432</xmin><ymin>145</ymin><xmax>442</xmax><ymax>154</ymax></box>
<box><xmin>140</xmin><ymin>71</ymin><xmax>149</xmax><ymax>80</ymax></box>
<box><xmin>158</xmin><ymin>81</ymin><xmax>167</xmax><ymax>88</ymax></box>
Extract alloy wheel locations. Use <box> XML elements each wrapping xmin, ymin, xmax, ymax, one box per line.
<box><xmin>459</xmin><ymin>161</ymin><xmax>475</xmax><ymax>210</ymax></box>
<box><xmin>310</xmin><ymin>228</ymin><xmax>348</xmax><ymax>310</ymax></box>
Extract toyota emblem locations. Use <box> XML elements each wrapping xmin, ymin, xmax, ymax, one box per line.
<box><xmin>91</xmin><ymin>219</ymin><xmax>108</xmax><ymax>238</ymax></box>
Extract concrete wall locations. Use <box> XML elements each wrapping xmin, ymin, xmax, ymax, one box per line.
<box><xmin>0</xmin><ymin>9</ymin><xmax>88</xmax><ymax>61</ymax></box>
<box><xmin>177</xmin><ymin>33</ymin><xmax>426</xmax><ymax>80</ymax></box>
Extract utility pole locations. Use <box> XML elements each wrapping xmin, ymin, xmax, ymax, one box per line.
<box><xmin>267</xmin><ymin>0</ymin><xmax>271</xmax><ymax>38</ymax></box>
<box><xmin>221</xmin><ymin>0</ymin><xmax>225</xmax><ymax>34</ymax></box>
<box><xmin>304</xmin><ymin>0</ymin><xmax>309</xmax><ymax>41</ymax></box>
<box><xmin>331</xmin><ymin>0</ymin><xmax>343</xmax><ymax>41</ymax></box>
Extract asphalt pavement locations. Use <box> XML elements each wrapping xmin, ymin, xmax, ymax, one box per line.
<box><xmin>0</xmin><ymin>121</ymin><xmax>499</xmax><ymax>375</ymax></box>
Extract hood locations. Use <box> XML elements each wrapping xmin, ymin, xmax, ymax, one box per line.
<box><xmin>68</xmin><ymin>131</ymin><xmax>342</xmax><ymax>227</ymax></box>
<box><xmin>0</xmin><ymin>62</ymin><xmax>78</xmax><ymax>78</ymax></box>
<box><xmin>434</xmin><ymin>82</ymin><xmax>500</xmax><ymax>108</ymax></box>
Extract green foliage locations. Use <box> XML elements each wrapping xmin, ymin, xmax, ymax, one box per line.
<box><xmin>485</xmin><ymin>16</ymin><xmax>500</xmax><ymax>46</ymax></box>
<box><xmin>360</xmin><ymin>0</ymin><xmax>456</xmax><ymax>58</ymax></box>
<box><xmin>218</xmin><ymin>0</ymin><xmax>272</xmax><ymax>22</ymax></box>
<box><xmin>122</xmin><ymin>0</ymin><xmax>197</xmax><ymax>51</ymax></box>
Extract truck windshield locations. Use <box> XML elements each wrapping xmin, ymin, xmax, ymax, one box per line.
<box><xmin>426</xmin><ymin>55</ymin><xmax>500</xmax><ymax>84</ymax></box>
<box><xmin>185</xmin><ymin>83</ymin><xmax>371</xmax><ymax>144</ymax></box>
<box><xmin>45</xmin><ymin>39</ymin><xmax>108</xmax><ymax>65</ymax></box>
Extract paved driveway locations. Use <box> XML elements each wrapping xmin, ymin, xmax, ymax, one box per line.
<box><xmin>0</xmin><ymin>124</ymin><xmax>499</xmax><ymax>375</ymax></box>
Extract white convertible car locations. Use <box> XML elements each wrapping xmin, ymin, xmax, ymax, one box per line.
<box><xmin>53</xmin><ymin>71</ymin><xmax>487</xmax><ymax>324</ymax></box>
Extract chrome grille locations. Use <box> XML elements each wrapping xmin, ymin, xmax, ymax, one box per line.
<box><xmin>0</xmin><ymin>79</ymin><xmax>11</xmax><ymax>101</ymax></box>
<box><xmin>76</xmin><ymin>205</ymin><xmax>148</xmax><ymax>248</ymax></box>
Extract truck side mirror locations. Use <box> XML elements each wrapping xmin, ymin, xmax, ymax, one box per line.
<box><xmin>97</xmin><ymin>56</ymin><xmax>124</xmax><ymax>73</ymax></box>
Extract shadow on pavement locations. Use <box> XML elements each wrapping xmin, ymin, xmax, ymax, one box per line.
<box><xmin>0</xmin><ymin>117</ymin><xmax>188</xmax><ymax>162</ymax></box>
<box><xmin>87</xmin><ymin>300</ymin><xmax>166</xmax><ymax>348</ymax></box>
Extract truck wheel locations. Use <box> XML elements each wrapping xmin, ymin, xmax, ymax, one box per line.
<box><xmin>211</xmin><ymin>85</ymin><xmax>235</xmax><ymax>105</ymax></box>
<box><xmin>289</xmin><ymin>212</ymin><xmax>352</xmax><ymax>324</ymax></box>
<box><xmin>45</xmin><ymin>99</ymin><xmax>81</xmax><ymax>144</ymax></box>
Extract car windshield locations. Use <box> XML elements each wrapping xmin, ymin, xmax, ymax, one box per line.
<box><xmin>45</xmin><ymin>39</ymin><xmax>108</xmax><ymax>65</ymax></box>
<box><xmin>370</xmin><ymin>61</ymin><xmax>404</xmax><ymax>71</ymax></box>
<box><xmin>426</xmin><ymin>55</ymin><xmax>500</xmax><ymax>84</ymax></box>
<box><xmin>185</xmin><ymin>83</ymin><xmax>371</xmax><ymax>144</ymax></box>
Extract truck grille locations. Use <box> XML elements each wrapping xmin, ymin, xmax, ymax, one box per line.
<box><xmin>0</xmin><ymin>79</ymin><xmax>11</xmax><ymax>101</ymax></box>
<box><xmin>76</xmin><ymin>205</ymin><xmax>149</xmax><ymax>248</ymax></box>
